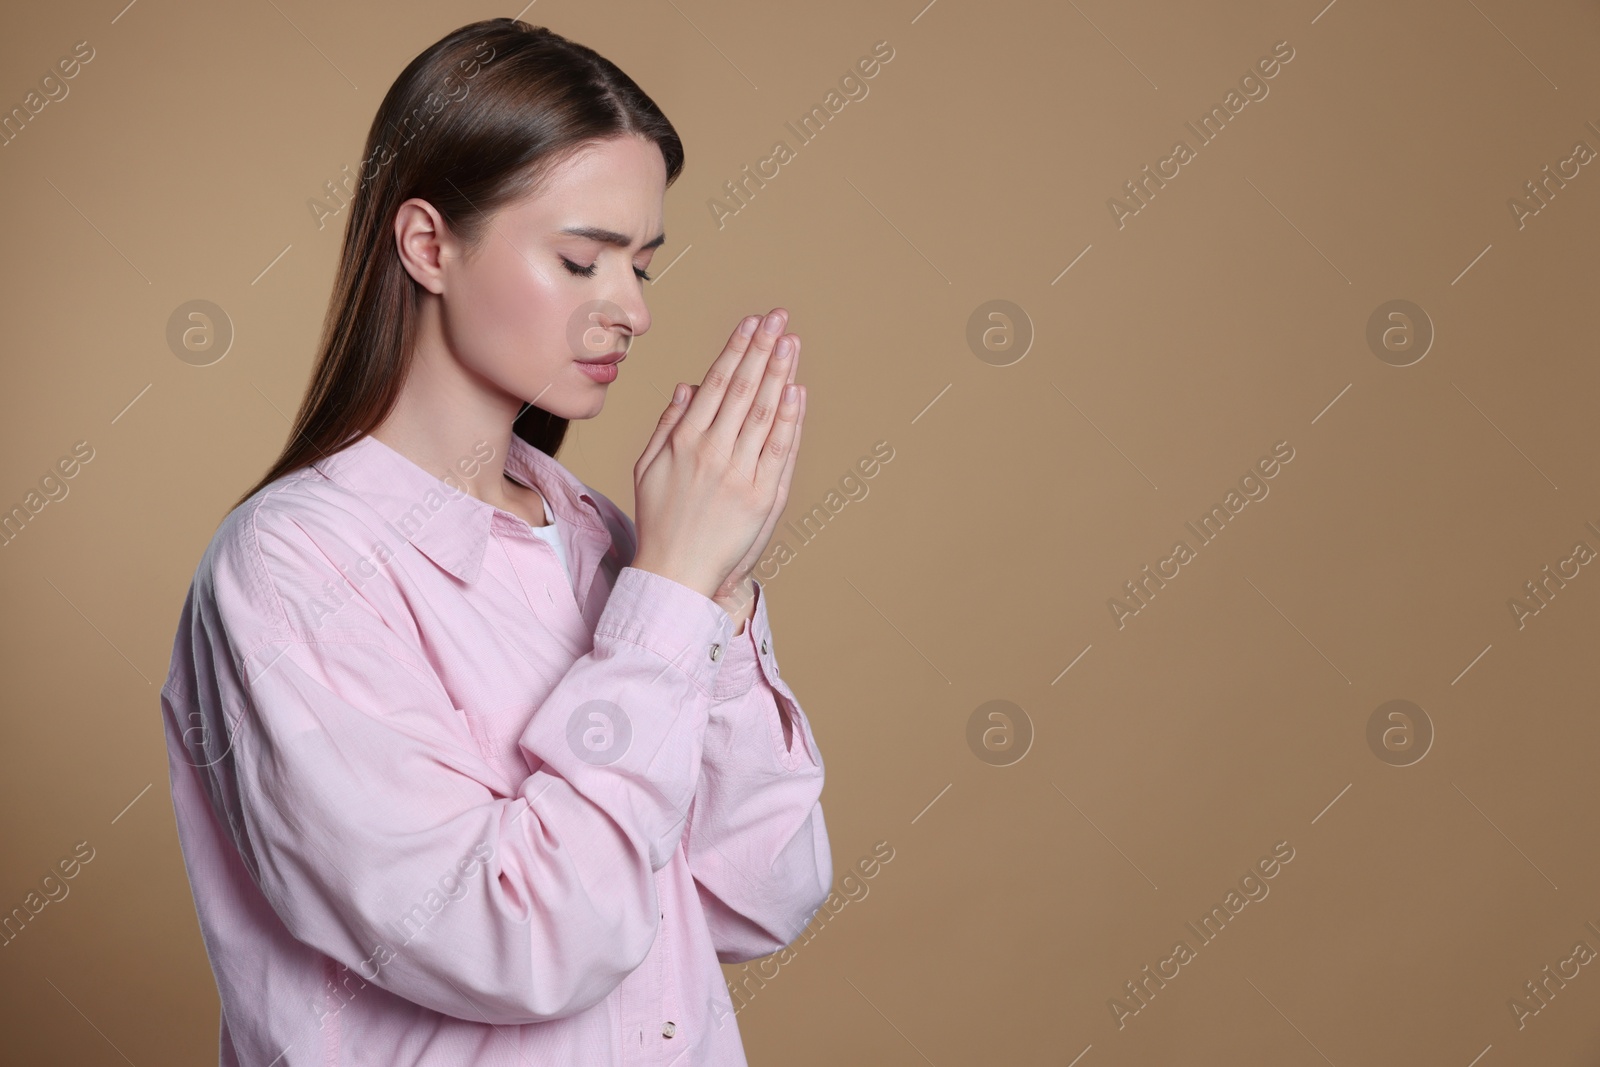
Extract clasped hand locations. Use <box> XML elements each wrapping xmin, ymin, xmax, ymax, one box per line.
<box><xmin>630</xmin><ymin>308</ymin><xmax>807</xmax><ymax>612</ymax></box>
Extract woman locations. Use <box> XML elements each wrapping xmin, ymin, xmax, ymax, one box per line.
<box><xmin>159</xmin><ymin>18</ymin><xmax>830</xmax><ymax>1066</ymax></box>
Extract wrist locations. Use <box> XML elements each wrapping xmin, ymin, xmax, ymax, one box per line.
<box><xmin>713</xmin><ymin>576</ymin><xmax>757</xmax><ymax>633</ymax></box>
<box><xmin>715</xmin><ymin>573</ymin><xmax>756</xmax><ymax>605</ymax></box>
<box><xmin>627</xmin><ymin>554</ymin><xmax>719</xmax><ymax>601</ymax></box>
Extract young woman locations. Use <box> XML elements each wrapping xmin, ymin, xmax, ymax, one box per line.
<box><xmin>159</xmin><ymin>19</ymin><xmax>830</xmax><ymax>1066</ymax></box>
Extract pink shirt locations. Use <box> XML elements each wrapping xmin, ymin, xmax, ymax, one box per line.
<box><xmin>159</xmin><ymin>431</ymin><xmax>831</xmax><ymax>1066</ymax></box>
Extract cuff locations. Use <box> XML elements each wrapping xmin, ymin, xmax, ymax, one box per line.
<box><xmin>712</xmin><ymin>578</ymin><xmax>787</xmax><ymax>701</ymax></box>
<box><xmin>596</xmin><ymin>566</ymin><xmax>737</xmax><ymax>696</ymax></box>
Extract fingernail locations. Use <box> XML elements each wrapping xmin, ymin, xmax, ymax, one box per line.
<box><xmin>739</xmin><ymin>316</ymin><xmax>758</xmax><ymax>337</ymax></box>
<box><xmin>774</xmin><ymin>338</ymin><xmax>791</xmax><ymax>359</ymax></box>
<box><xmin>672</xmin><ymin>383</ymin><xmax>687</xmax><ymax>404</ymax></box>
<box><xmin>782</xmin><ymin>384</ymin><xmax>798</xmax><ymax>405</ymax></box>
<box><xmin>761</xmin><ymin>313</ymin><xmax>783</xmax><ymax>336</ymax></box>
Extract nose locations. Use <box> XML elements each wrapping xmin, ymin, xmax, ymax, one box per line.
<box><xmin>608</xmin><ymin>278</ymin><xmax>651</xmax><ymax>347</ymax></box>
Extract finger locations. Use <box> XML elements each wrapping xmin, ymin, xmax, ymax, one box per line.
<box><xmin>729</xmin><ymin>369</ymin><xmax>801</xmax><ymax>592</ymax></box>
<box><xmin>781</xmin><ymin>381</ymin><xmax>805</xmax><ymax>496</ymax></box>
<box><xmin>691</xmin><ymin>308</ymin><xmax>789</xmax><ymax>447</ymax></box>
<box><xmin>773</xmin><ymin>356</ymin><xmax>802</xmax><ymax>498</ymax></box>
<box><xmin>678</xmin><ymin>314</ymin><xmax>763</xmax><ymax>436</ymax></box>
<box><xmin>748</xmin><ymin>346</ymin><xmax>799</xmax><ymax>519</ymax></box>
<box><xmin>751</xmin><ymin>372</ymin><xmax>803</xmax><ymax>552</ymax></box>
<box><xmin>755</xmin><ymin>380</ymin><xmax>804</xmax><ymax>496</ymax></box>
<box><xmin>731</xmin><ymin>332</ymin><xmax>798</xmax><ymax>474</ymax></box>
<box><xmin>636</xmin><ymin>381</ymin><xmax>692</xmax><ymax>475</ymax></box>
<box><xmin>781</xmin><ymin>334</ymin><xmax>800</xmax><ymax>388</ymax></box>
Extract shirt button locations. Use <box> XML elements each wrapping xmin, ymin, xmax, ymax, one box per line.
<box><xmin>760</xmin><ymin>637</ymin><xmax>769</xmax><ymax>655</ymax></box>
<box><xmin>709</xmin><ymin>643</ymin><xmax>722</xmax><ymax>662</ymax></box>
<box><xmin>662</xmin><ymin>1021</ymin><xmax>676</xmax><ymax>1038</ymax></box>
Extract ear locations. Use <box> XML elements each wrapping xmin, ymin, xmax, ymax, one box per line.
<box><xmin>394</xmin><ymin>197</ymin><xmax>454</xmax><ymax>295</ymax></box>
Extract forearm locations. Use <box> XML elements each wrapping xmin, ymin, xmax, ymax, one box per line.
<box><xmin>685</xmin><ymin>577</ymin><xmax>832</xmax><ymax>959</ymax></box>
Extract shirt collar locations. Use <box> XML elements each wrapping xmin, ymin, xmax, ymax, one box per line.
<box><xmin>310</xmin><ymin>431</ymin><xmax>609</xmax><ymax>585</ymax></box>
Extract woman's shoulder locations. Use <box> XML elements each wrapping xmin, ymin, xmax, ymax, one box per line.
<box><xmin>163</xmin><ymin>461</ymin><xmax>443</xmax><ymax>706</ymax></box>
<box><xmin>192</xmin><ymin>465</ymin><xmax>398</xmax><ymax>644</ymax></box>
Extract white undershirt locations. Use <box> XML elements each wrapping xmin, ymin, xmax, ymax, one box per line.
<box><xmin>509</xmin><ymin>477</ymin><xmax>572</xmax><ymax>588</ymax></box>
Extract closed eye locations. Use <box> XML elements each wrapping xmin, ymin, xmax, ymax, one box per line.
<box><xmin>561</xmin><ymin>257</ymin><xmax>652</xmax><ymax>282</ymax></box>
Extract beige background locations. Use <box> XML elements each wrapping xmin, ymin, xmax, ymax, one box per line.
<box><xmin>3</xmin><ymin>0</ymin><xmax>1599</xmax><ymax>1063</ymax></box>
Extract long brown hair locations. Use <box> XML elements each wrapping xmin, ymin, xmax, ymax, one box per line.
<box><xmin>231</xmin><ymin>18</ymin><xmax>684</xmax><ymax>513</ymax></box>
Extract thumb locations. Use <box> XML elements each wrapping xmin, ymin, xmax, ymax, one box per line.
<box><xmin>637</xmin><ymin>382</ymin><xmax>694</xmax><ymax>474</ymax></box>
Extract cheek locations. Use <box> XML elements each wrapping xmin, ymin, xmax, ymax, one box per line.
<box><xmin>445</xmin><ymin>250</ymin><xmax>569</xmax><ymax>382</ymax></box>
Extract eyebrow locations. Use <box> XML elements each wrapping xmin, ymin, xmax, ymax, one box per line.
<box><xmin>558</xmin><ymin>225</ymin><xmax>665</xmax><ymax>251</ymax></box>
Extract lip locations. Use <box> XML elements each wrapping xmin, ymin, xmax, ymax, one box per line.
<box><xmin>576</xmin><ymin>358</ymin><xmax>619</xmax><ymax>384</ymax></box>
<box><xmin>577</xmin><ymin>350</ymin><xmax>627</xmax><ymax>365</ymax></box>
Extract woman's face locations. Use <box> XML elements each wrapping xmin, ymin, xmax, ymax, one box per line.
<box><xmin>400</xmin><ymin>134</ymin><xmax>668</xmax><ymax>421</ymax></box>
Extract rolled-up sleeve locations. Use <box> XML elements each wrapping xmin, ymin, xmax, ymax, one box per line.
<box><xmin>683</xmin><ymin>577</ymin><xmax>833</xmax><ymax>963</ymax></box>
<box><xmin>182</xmin><ymin>509</ymin><xmax>741</xmax><ymax>1027</ymax></box>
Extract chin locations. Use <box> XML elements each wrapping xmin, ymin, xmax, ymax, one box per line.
<box><xmin>545</xmin><ymin>396</ymin><xmax>605</xmax><ymax>421</ymax></box>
